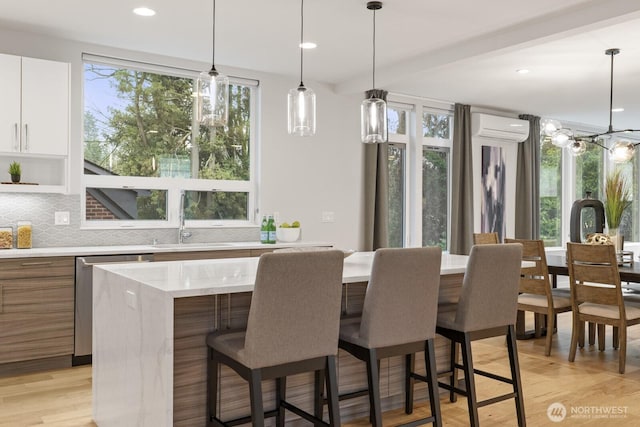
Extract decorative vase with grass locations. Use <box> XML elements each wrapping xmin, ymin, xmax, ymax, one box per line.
<box><xmin>604</xmin><ymin>169</ymin><xmax>631</xmax><ymax>253</ymax></box>
<box><xmin>8</xmin><ymin>161</ymin><xmax>21</xmax><ymax>183</ymax></box>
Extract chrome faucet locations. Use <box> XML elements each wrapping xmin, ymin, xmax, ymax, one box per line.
<box><xmin>178</xmin><ymin>190</ymin><xmax>192</xmax><ymax>244</ymax></box>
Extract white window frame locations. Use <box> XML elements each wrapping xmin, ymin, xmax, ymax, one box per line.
<box><xmin>81</xmin><ymin>55</ymin><xmax>258</xmax><ymax>230</ymax></box>
<box><xmin>387</xmin><ymin>97</ymin><xmax>454</xmax><ymax>249</ymax></box>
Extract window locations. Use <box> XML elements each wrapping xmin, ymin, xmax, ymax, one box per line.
<box><xmin>82</xmin><ymin>56</ymin><xmax>256</xmax><ymax>227</ymax></box>
<box><xmin>386</xmin><ymin>101</ymin><xmax>453</xmax><ymax>250</ymax></box>
<box><xmin>422</xmin><ymin>147</ymin><xmax>449</xmax><ymax>249</ymax></box>
<box><xmin>388</xmin><ymin>144</ymin><xmax>405</xmax><ymax>248</ymax></box>
<box><xmin>539</xmin><ymin>138</ymin><xmax>562</xmax><ymax>246</ymax></box>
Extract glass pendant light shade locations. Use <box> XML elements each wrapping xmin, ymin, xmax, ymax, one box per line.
<box><xmin>609</xmin><ymin>140</ymin><xmax>635</xmax><ymax>163</ymax></box>
<box><xmin>551</xmin><ymin>128</ymin><xmax>574</xmax><ymax>148</ymax></box>
<box><xmin>288</xmin><ymin>85</ymin><xmax>316</xmax><ymax>136</ymax></box>
<box><xmin>197</xmin><ymin>69</ymin><xmax>229</xmax><ymax>127</ymax></box>
<box><xmin>569</xmin><ymin>140</ymin><xmax>586</xmax><ymax>156</ymax></box>
<box><xmin>361</xmin><ymin>96</ymin><xmax>387</xmax><ymax>143</ymax></box>
<box><xmin>541</xmin><ymin>119</ymin><xmax>562</xmax><ymax>137</ymax></box>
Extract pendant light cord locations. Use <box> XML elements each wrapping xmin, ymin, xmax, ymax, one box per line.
<box><xmin>608</xmin><ymin>50</ymin><xmax>614</xmax><ymax>133</ymax></box>
<box><xmin>210</xmin><ymin>0</ymin><xmax>217</xmax><ymax>74</ymax></box>
<box><xmin>372</xmin><ymin>7</ymin><xmax>376</xmax><ymax>89</ymax></box>
<box><xmin>299</xmin><ymin>0</ymin><xmax>304</xmax><ymax>88</ymax></box>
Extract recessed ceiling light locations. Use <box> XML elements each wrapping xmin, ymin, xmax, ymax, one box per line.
<box><xmin>612</xmin><ymin>107</ymin><xmax>624</xmax><ymax>112</ymax></box>
<box><xmin>516</xmin><ymin>69</ymin><xmax>530</xmax><ymax>74</ymax></box>
<box><xmin>300</xmin><ymin>42</ymin><xmax>317</xmax><ymax>49</ymax></box>
<box><xmin>133</xmin><ymin>7</ymin><xmax>156</xmax><ymax>17</ymax></box>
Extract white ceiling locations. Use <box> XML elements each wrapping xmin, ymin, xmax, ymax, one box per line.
<box><xmin>2</xmin><ymin>0</ymin><xmax>640</xmax><ymax>129</ymax></box>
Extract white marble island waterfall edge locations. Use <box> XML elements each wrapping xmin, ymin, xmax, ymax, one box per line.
<box><xmin>92</xmin><ymin>253</ymin><xmax>470</xmax><ymax>426</ymax></box>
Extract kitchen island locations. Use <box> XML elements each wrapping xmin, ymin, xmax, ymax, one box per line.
<box><xmin>92</xmin><ymin>252</ymin><xmax>469</xmax><ymax>426</ymax></box>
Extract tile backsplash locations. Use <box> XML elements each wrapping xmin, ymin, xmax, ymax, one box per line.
<box><xmin>0</xmin><ymin>193</ymin><xmax>258</xmax><ymax>248</ymax></box>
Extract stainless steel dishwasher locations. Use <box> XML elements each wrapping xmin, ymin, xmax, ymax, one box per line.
<box><xmin>74</xmin><ymin>254</ymin><xmax>154</xmax><ymax>365</ymax></box>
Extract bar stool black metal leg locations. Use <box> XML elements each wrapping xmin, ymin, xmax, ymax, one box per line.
<box><xmin>405</xmin><ymin>353</ymin><xmax>415</xmax><ymax>414</ymax></box>
<box><xmin>208</xmin><ymin>348</ymin><xmax>219</xmax><ymax>422</ymax></box>
<box><xmin>425</xmin><ymin>339</ymin><xmax>442</xmax><ymax>427</ymax></box>
<box><xmin>275</xmin><ymin>377</ymin><xmax>286</xmax><ymax>427</ymax></box>
<box><xmin>249</xmin><ymin>369</ymin><xmax>265</xmax><ymax>427</ymax></box>
<box><xmin>365</xmin><ymin>349</ymin><xmax>382</xmax><ymax>427</ymax></box>
<box><xmin>460</xmin><ymin>334</ymin><xmax>479</xmax><ymax>427</ymax></box>
<box><xmin>449</xmin><ymin>340</ymin><xmax>458</xmax><ymax>403</ymax></box>
<box><xmin>313</xmin><ymin>369</ymin><xmax>324</xmax><ymax>426</ymax></box>
<box><xmin>507</xmin><ymin>325</ymin><xmax>526</xmax><ymax>427</ymax></box>
<box><xmin>325</xmin><ymin>356</ymin><xmax>341</xmax><ymax>427</ymax></box>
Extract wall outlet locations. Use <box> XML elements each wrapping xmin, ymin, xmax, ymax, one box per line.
<box><xmin>54</xmin><ymin>211</ymin><xmax>70</xmax><ymax>225</ymax></box>
<box><xmin>321</xmin><ymin>211</ymin><xmax>335</xmax><ymax>223</ymax></box>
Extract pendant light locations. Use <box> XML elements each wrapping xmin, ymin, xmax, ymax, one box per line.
<box><xmin>542</xmin><ymin>49</ymin><xmax>640</xmax><ymax>162</ymax></box>
<box><xmin>361</xmin><ymin>1</ymin><xmax>387</xmax><ymax>144</ymax></box>
<box><xmin>197</xmin><ymin>0</ymin><xmax>229</xmax><ymax>127</ymax></box>
<box><xmin>287</xmin><ymin>0</ymin><xmax>316</xmax><ymax>136</ymax></box>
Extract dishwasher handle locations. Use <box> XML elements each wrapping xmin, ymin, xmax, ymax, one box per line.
<box><xmin>77</xmin><ymin>255</ymin><xmax>154</xmax><ymax>267</ymax></box>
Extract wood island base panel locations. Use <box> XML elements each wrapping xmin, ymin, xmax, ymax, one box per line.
<box><xmin>92</xmin><ymin>253</ymin><xmax>468</xmax><ymax>426</ymax></box>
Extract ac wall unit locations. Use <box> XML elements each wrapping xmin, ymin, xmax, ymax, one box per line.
<box><xmin>471</xmin><ymin>113</ymin><xmax>529</xmax><ymax>142</ymax></box>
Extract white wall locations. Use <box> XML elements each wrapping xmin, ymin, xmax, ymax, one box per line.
<box><xmin>0</xmin><ymin>26</ymin><xmax>365</xmax><ymax>250</ymax></box>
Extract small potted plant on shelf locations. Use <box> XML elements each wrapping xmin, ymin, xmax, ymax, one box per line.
<box><xmin>8</xmin><ymin>161</ymin><xmax>21</xmax><ymax>183</ymax></box>
<box><xmin>604</xmin><ymin>169</ymin><xmax>631</xmax><ymax>252</ymax></box>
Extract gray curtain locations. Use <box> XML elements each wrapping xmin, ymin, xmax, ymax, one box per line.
<box><xmin>363</xmin><ymin>89</ymin><xmax>389</xmax><ymax>251</ymax></box>
<box><xmin>450</xmin><ymin>103</ymin><xmax>474</xmax><ymax>255</ymax></box>
<box><xmin>515</xmin><ymin>114</ymin><xmax>541</xmax><ymax>239</ymax></box>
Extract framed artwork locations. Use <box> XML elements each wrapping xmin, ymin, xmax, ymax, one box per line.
<box><xmin>481</xmin><ymin>145</ymin><xmax>506</xmax><ymax>241</ymax></box>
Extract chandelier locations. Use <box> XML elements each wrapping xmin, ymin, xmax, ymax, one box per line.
<box><xmin>542</xmin><ymin>48</ymin><xmax>640</xmax><ymax>163</ymax></box>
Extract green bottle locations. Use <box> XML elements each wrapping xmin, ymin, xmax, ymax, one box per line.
<box><xmin>267</xmin><ymin>216</ymin><xmax>276</xmax><ymax>244</ymax></box>
<box><xmin>260</xmin><ymin>216</ymin><xmax>268</xmax><ymax>243</ymax></box>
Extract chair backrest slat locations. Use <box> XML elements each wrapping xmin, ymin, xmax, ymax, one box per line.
<box><xmin>566</xmin><ymin>242</ymin><xmax>623</xmax><ymax>316</ymax></box>
<box><xmin>505</xmin><ymin>238</ymin><xmax>551</xmax><ymax>298</ymax></box>
<box><xmin>473</xmin><ymin>232</ymin><xmax>499</xmax><ymax>245</ymax></box>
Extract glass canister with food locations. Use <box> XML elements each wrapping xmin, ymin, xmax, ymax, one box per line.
<box><xmin>0</xmin><ymin>226</ymin><xmax>12</xmax><ymax>249</ymax></box>
<box><xmin>16</xmin><ymin>221</ymin><xmax>32</xmax><ymax>249</ymax></box>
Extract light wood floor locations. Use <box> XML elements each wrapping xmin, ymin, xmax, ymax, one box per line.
<box><xmin>2</xmin><ymin>313</ymin><xmax>640</xmax><ymax>426</ymax></box>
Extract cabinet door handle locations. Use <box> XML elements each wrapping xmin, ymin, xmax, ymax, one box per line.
<box><xmin>14</xmin><ymin>123</ymin><xmax>19</xmax><ymax>151</ymax></box>
<box><xmin>0</xmin><ymin>284</ymin><xmax>3</xmax><ymax>314</ymax></box>
<box><xmin>20</xmin><ymin>261</ymin><xmax>53</xmax><ymax>267</ymax></box>
<box><xmin>24</xmin><ymin>123</ymin><xmax>29</xmax><ymax>151</ymax></box>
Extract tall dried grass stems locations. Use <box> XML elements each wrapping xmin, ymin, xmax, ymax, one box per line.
<box><xmin>604</xmin><ymin>169</ymin><xmax>632</xmax><ymax>230</ymax></box>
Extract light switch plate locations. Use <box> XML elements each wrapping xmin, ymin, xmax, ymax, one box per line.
<box><xmin>321</xmin><ymin>211</ymin><xmax>335</xmax><ymax>223</ymax></box>
<box><xmin>54</xmin><ymin>211</ymin><xmax>70</xmax><ymax>225</ymax></box>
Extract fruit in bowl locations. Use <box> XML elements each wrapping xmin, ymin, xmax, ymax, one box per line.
<box><xmin>277</xmin><ymin>221</ymin><xmax>301</xmax><ymax>242</ymax></box>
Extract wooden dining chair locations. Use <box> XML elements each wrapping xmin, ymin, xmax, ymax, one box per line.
<box><xmin>506</xmin><ymin>238</ymin><xmax>572</xmax><ymax>356</ymax></box>
<box><xmin>566</xmin><ymin>242</ymin><xmax>640</xmax><ymax>374</ymax></box>
<box><xmin>473</xmin><ymin>232</ymin><xmax>499</xmax><ymax>245</ymax></box>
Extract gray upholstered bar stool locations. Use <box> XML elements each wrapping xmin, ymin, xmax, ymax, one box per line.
<box><xmin>336</xmin><ymin>247</ymin><xmax>443</xmax><ymax>427</ymax></box>
<box><xmin>436</xmin><ymin>243</ymin><xmax>525</xmax><ymax>427</ymax></box>
<box><xmin>206</xmin><ymin>250</ymin><xmax>344</xmax><ymax>427</ymax></box>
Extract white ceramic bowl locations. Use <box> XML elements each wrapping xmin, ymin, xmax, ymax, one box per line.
<box><xmin>276</xmin><ymin>227</ymin><xmax>301</xmax><ymax>242</ymax></box>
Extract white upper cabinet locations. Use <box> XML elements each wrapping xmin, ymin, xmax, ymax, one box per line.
<box><xmin>0</xmin><ymin>54</ymin><xmax>22</xmax><ymax>153</ymax></box>
<box><xmin>0</xmin><ymin>54</ymin><xmax>70</xmax><ymax>156</ymax></box>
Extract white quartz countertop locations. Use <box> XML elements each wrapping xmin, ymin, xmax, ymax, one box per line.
<box><xmin>0</xmin><ymin>241</ymin><xmax>330</xmax><ymax>259</ymax></box>
<box><xmin>96</xmin><ymin>252</ymin><xmax>470</xmax><ymax>298</ymax></box>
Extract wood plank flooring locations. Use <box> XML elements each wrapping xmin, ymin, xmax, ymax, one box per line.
<box><xmin>2</xmin><ymin>312</ymin><xmax>640</xmax><ymax>426</ymax></box>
